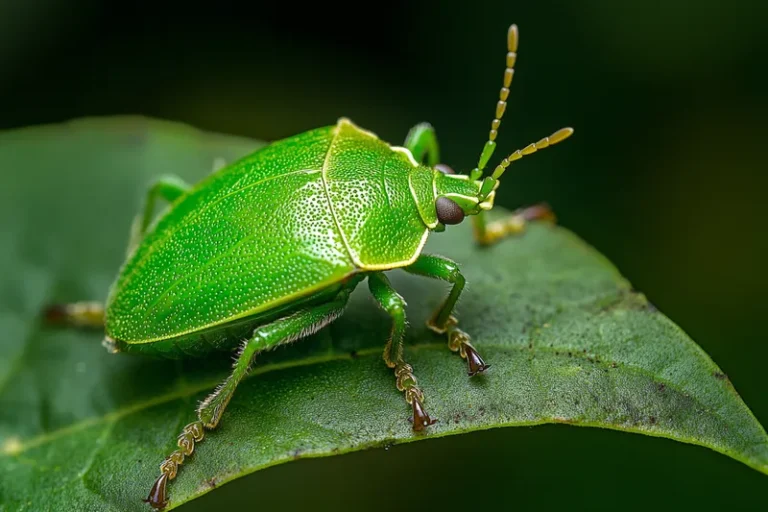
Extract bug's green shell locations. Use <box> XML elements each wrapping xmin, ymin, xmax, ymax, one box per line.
<box><xmin>105</xmin><ymin>118</ymin><xmax>432</xmax><ymax>350</ymax></box>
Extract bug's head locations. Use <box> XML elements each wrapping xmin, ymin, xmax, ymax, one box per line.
<box><xmin>433</xmin><ymin>23</ymin><xmax>573</xmax><ymax>226</ymax></box>
<box><xmin>428</xmin><ymin>167</ymin><xmax>495</xmax><ymax>229</ymax></box>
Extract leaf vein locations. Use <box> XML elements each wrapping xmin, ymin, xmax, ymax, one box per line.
<box><xmin>5</xmin><ymin>337</ymin><xmax>760</xmax><ymax>458</ymax></box>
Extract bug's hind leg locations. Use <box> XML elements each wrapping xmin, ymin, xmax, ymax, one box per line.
<box><xmin>42</xmin><ymin>176</ymin><xmax>192</xmax><ymax>332</ymax></box>
<box><xmin>404</xmin><ymin>254</ymin><xmax>490</xmax><ymax>377</ymax></box>
<box><xmin>368</xmin><ymin>272</ymin><xmax>437</xmax><ymax>431</ymax></box>
<box><xmin>472</xmin><ymin>203</ymin><xmax>555</xmax><ymax>246</ymax></box>
<box><xmin>145</xmin><ymin>289</ymin><xmax>353</xmax><ymax>510</ymax></box>
<box><xmin>43</xmin><ymin>301</ymin><xmax>105</xmax><ymax>329</ymax></box>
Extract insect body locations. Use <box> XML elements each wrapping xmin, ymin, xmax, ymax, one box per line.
<box><xmin>104</xmin><ymin>119</ymin><xmax>479</xmax><ymax>357</ymax></box>
<box><xmin>48</xmin><ymin>24</ymin><xmax>572</xmax><ymax>509</ymax></box>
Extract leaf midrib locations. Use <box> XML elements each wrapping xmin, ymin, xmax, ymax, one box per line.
<box><xmin>3</xmin><ymin>338</ymin><xmax>752</xmax><ymax>460</ymax></box>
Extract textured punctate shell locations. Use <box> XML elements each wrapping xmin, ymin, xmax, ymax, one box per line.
<box><xmin>105</xmin><ymin>119</ymin><xmax>431</xmax><ymax>351</ymax></box>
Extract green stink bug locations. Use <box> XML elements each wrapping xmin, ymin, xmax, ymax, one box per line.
<box><xmin>47</xmin><ymin>23</ymin><xmax>572</xmax><ymax>509</ymax></box>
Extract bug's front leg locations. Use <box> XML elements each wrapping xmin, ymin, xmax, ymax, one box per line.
<box><xmin>145</xmin><ymin>289</ymin><xmax>352</xmax><ymax>509</ymax></box>
<box><xmin>472</xmin><ymin>203</ymin><xmax>555</xmax><ymax>246</ymax></box>
<box><xmin>404</xmin><ymin>122</ymin><xmax>440</xmax><ymax>166</ymax></box>
<box><xmin>404</xmin><ymin>254</ymin><xmax>490</xmax><ymax>376</ymax></box>
<box><xmin>368</xmin><ymin>272</ymin><xmax>437</xmax><ymax>431</ymax></box>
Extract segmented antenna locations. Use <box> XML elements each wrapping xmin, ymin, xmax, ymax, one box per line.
<box><xmin>469</xmin><ymin>24</ymin><xmax>519</xmax><ymax>182</ymax></box>
<box><xmin>478</xmin><ymin>127</ymin><xmax>574</xmax><ymax>199</ymax></box>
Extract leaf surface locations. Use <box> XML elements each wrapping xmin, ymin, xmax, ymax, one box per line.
<box><xmin>0</xmin><ymin>117</ymin><xmax>765</xmax><ymax>511</ymax></box>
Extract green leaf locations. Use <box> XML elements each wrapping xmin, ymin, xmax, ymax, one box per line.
<box><xmin>0</xmin><ymin>117</ymin><xmax>766</xmax><ymax>511</ymax></box>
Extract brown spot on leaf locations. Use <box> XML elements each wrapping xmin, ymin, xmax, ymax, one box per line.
<box><xmin>713</xmin><ymin>371</ymin><xmax>727</xmax><ymax>380</ymax></box>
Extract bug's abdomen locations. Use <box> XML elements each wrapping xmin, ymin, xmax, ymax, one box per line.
<box><xmin>106</xmin><ymin>126</ymin><xmax>356</xmax><ymax>345</ymax></box>
<box><xmin>112</xmin><ymin>280</ymin><xmax>345</xmax><ymax>358</ymax></box>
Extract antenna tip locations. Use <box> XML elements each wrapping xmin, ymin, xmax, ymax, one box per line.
<box><xmin>551</xmin><ymin>127</ymin><xmax>574</xmax><ymax>144</ymax></box>
<box><xmin>507</xmin><ymin>24</ymin><xmax>519</xmax><ymax>52</ymax></box>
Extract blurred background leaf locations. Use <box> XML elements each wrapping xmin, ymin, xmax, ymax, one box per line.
<box><xmin>0</xmin><ymin>1</ymin><xmax>766</xmax><ymax>510</ymax></box>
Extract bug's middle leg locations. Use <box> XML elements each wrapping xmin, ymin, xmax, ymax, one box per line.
<box><xmin>367</xmin><ymin>272</ymin><xmax>437</xmax><ymax>431</ymax></box>
<box><xmin>404</xmin><ymin>254</ymin><xmax>490</xmax><ymax>376</ymax></box>
<box><xmin>145</xmin><ymin>289</ymin><xmax>352</xmax><ymax>510</ymax></box>
<box><xmin>128</xmin><ymin>175</ymin><xmax>191</xmax><ymax>255</ymax></box>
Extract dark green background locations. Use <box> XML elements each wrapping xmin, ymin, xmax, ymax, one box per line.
<box><xmin>2</xmin><ymin>1</ymin><xmax>766</xmax><ymax>510</ymax></box>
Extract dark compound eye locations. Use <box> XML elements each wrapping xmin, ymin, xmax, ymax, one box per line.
<box><xmin>435</xmin><ymin>164</ymin><xmax>455</xmax><ymax>175</ymax></box>
<box><xmin>436</xmin><ymin>197</ymin><xmax>465</xmax><ymax>225</ymax></box>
